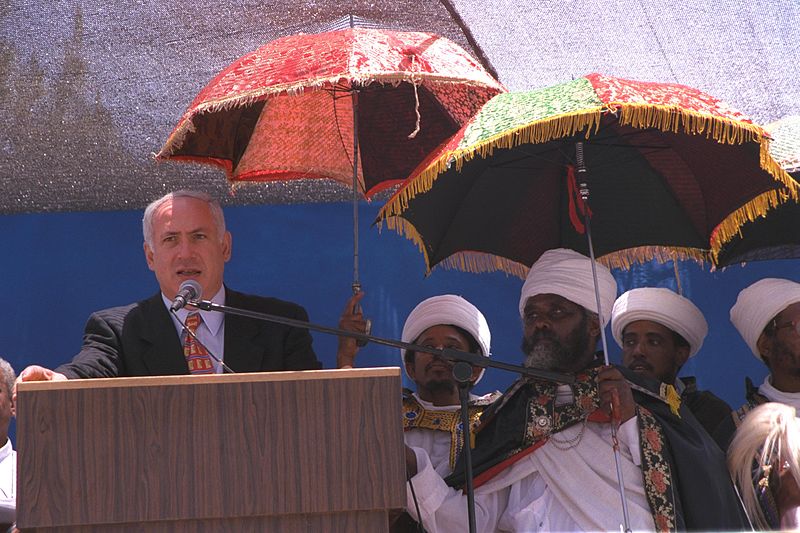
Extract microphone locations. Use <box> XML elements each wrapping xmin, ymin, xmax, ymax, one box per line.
<box><xmin>170</xmin><ymin>280</ymin><xmax>202</xmax><ymax>312</ymax></box>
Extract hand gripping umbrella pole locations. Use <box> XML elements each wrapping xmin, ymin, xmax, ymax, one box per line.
<box><xmin>575</xmin><ymin>141</ymin><xmax>633</xmax><ymax>533</ymax></box>
<box><xmin>188</xmin><ymin>297</ymin><xmax>575</xmax><ymax>533</ymax></box>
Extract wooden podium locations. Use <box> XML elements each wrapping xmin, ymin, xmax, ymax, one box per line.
<box><xmin>16</xmin><ymin>368</ymin><xmax>406</xmax><ymax>532</ymax></box>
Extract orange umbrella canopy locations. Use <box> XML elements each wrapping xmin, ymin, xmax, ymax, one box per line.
<box><xmin>158</xmin><ymin>27</ymin><xmax>505</xmax><ymax>198</ymax></box>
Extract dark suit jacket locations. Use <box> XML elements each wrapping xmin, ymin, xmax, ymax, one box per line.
<box><xmin>56</xmin><ymin>287</ymin><xmax>322</xmax><ymax>378</ymax></box>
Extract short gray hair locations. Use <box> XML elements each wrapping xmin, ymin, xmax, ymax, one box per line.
<box><xmin>0</xmin><ymin>359</ymin><xmax>15</xmax><ymax>400</ymax></box>
<box><xmin>142</xmin><ymin>190</ymin><xmax>226</xmax><ymax>248</ymax></box>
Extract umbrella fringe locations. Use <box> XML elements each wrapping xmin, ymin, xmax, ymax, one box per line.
<box><xmin>457</xmin><ymin>109</ymin><xmax>603</xmax><ymax>164</ymax></box>
<box><xmin>617</xmin><ymin>104</ymin><xmax>764</xmax><ymax>144</ymax></box>
<box><xmin>597</xmin><ymin>246</ymin><xmax>709</xmax><ymax>270</ymax></box>
<box><xmin>381</xmin><ymin>215</ymin><xmax>434</xmax><ymax>274</ymax></box>
<box><xmin>157</xmin><ymin>117</ymin><xmax>198</xmax><ymax>157</ymax></box>
<box><xmin>710</xmin><ymin>188</ymin><xmax>798</xmax><ymax>263</ymax></box>
<box><xmin>439</xmin><ymin>252</ymin><xmax>529</xmax><ymax>279</ymax></box>
<box><xmin>433</xmin><ymin>246</ymin><xmax>709</xmax><ymax>278</ymax></box>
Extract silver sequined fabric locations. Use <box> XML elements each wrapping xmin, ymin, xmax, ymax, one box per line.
<box><xmin>1</xmin><ymin>0</ymin><xmax>798</xmax><ymax>214</ymax></box>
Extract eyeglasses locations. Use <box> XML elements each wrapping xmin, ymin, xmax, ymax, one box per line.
<box><xmin>773</xmin><ymin>319</ymin><xmax>800</xmax><ymax>336</ymax></box>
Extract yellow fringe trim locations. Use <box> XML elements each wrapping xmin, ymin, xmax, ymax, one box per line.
<box><xmin>381</xmin><ymin>212</ymin><xmax>712</xmax><ymax>276</ymax></box>
<box><xmin>617</xmin><ymin>103</ymin><xmax>765</xmax><ymax>145</ymax></box>
<box><xmin>597</xmin><ymin>246</ymin><xmax>709</xmax><ymax>270</ymax></box>
<box><xmin>378</xmin><ymin>107</ymin><xmax>605</xmax><ymax>222</ymax></box>
<box><xmin>382</xmin><ymin>215</ymin><xmax>433</xmax><ymax>274</ymax></box>
<box><xmin>439</xmin><ymin>252</ymin><xmax>529</xmax><ymax>279</ymax></box>
<box><xmin>710</xmin><ymin>187</ymin><xmax>797</xmax><ymax>262</ymax></box>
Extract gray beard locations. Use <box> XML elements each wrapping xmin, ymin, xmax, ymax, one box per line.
<box><xmin>520</xmin><ymin>312</ymin><xmax>591</xmax><ymax>372</ymax></box>
<box><xmin>523</xmin><ymin>341</ymin><xmax>573</xmax><ymax>370</ymax></box>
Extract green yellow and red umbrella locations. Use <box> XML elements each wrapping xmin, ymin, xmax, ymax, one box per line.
<box><xmin>378</xmin><ymin>73</ymin><xmax>798</xmax><ymax>276</ymax></box>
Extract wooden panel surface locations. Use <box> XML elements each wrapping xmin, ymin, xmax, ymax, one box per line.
<box><xmin>22</xmin><ymin>510</ymin><xmax>390</xmax><ymax>532</ymax></box>
<box><xmin>16</xmin><ymin>368</ymin><xmax>405</xmax><ymax>529</ymax></box>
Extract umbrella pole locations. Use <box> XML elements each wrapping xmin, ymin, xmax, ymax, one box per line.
<box><xmin>350</xmin><ymin>88</ymin><xmax>371</xmax><ymax>346</ymax></box>
<box><xmin>576</xmin><ymin>141</ymin><xmax>633</xmax><ymax>533</ymax></box>
<box><xmin>351</xmin><ymin>88</ymin><xmax>361</xmax><ymax>294</ymax></box>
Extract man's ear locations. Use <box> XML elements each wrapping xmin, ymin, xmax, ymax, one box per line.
<box><xmin>222</xmin><ymin>231</ymin><xmax>232</xmax><ymax>262</ymax></box>
<box><xmin>757</xmin><ymin>332</ymin><xmax>773</xmax><ymax>366</ymax></box>
<box><xmin>144</xmin><ymin>242</ymin><xmax>155</xmax><ymax>271</ymax></box>
<box><xmin>404</xmin><ymin>358</ymin><xmax>416</xmax><ymax>381</ymax></box>
<box><xmin>470</xmin><ymin>366</ymin><xmax>484</xmax><ymax>384</ymax></box>
<box><xmin>675</xmin><ymin>346</ymin><xmax>690</xmax><ymax>368</ymax></box>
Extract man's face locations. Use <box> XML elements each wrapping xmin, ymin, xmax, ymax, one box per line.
<box><xmin>405</xmin><ymin>325</ymin><xmax>481</xmax><ymax>397</ymax></box>
<box><xmin>143</xmin><ymin>196</ymin><xmax>231</xmax><ymax>299</ymax></box>
<box><xmin>760</xmin><ymin>302</ymin><xmax>800</xmax><ymax>386</ymax></box>
<box><xmin>520</xmin><ymin>293</ymin><xmax>598</xmax><ymax>372</ymax></box>
<box><xmin>621</xmin><ymin>320</ymin><xmax>688</xmax><ymax>384</ymax></box>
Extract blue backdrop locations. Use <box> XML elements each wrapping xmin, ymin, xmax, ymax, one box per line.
<box><xmin>2</xmin><ymin>201</ymin><xmax>797</xmax><ymax>441</ymax></box>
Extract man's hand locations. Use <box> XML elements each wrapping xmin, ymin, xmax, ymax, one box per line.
<box><xmin>13</xmin><ymin>365</ymin><xmax>68</xmax><ymax>404</ymax></box>
<box><xmin>336</xmin><ymin>291</ymin><xmax>368</xmax><ymax>368</ymax></box>
<box><xmin>596</xmin><ymin>366</ymin><xmax>636</xmax><ymax>424</ymax></box>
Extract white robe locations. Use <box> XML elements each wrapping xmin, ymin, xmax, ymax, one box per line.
<box><xmin>0</xmin><ymin>439</ymin><xmax>15</xmax><ymax>525</ymax></box>
<box><xmin>406</xmin><ymin>385</ymin><xmax>656</xmax><ymax>532</ymax></box>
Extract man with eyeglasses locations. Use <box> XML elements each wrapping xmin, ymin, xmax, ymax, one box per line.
<box><xmin>716</xmin><ymin>278</ymin><xmax>800</xmax><ymax>451</ymax></box>
<box><xmin>713</xmin><ymin>278</ymin><xmax>800</xmax><ymax>529</ymax></box>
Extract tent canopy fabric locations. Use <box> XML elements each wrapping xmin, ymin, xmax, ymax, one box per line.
<box><xmin>1</xmin><ymin>0</ymin><xmax>798</xmax><ymax>214</ymax></box>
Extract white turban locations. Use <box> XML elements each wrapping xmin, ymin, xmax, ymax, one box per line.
<box><xmin>730</xmin><ymin>278</ymin><xmax>800</xmax><ymax>359</ymax></box>
<box><xmin>611</xmin><ymin>288</ymin><xmax>708</xmax><ymax>357</ymax></box>
<box><xmin>518</xmin><ymin>248</ymin><xmax>618</xmax><ymax>326</ymax></box>
<box><xmin>401</xmin><ymin>295</ymin><xmax>491</xmax><ymax>385</ymax></box>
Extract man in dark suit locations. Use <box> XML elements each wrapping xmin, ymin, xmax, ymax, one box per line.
<box><xmin>17</xmin><ymin>190</ymin><xmax>321</xmax><ymax>382</ymax></box>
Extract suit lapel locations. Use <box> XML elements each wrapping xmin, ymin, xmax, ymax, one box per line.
<box><xmin>137</xmin><ymin>293</ymin><xmax>190</xmax><ymax>375</ymax></box>
<box><xmin>223</xmin><ymin>289</ymin><xmax>265</xmax><ymax>373</ymax></box>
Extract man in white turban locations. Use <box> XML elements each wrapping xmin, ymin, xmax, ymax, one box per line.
<box><xmin>718</xmin><ymin>278</ymin><xmax>800</xmax><ymax>528</ymax></box>
<box><xmin>399</xmin><ymin>294</ymin><xmax>500</xmax><ymax>477</ymax></box>
<box><xmin>403</xmin><ymin>249</ymin><xmax>748</xmax><ymax>532</ymax></box>
<box><xmin>729</xmin><ymin>278</ymin><xmax>800</xmax><ymax>409</ymax></box>
<box><xmin>337</xmin><ymin>294</ymin><xmax>500</xmax><ymax>471</ymax></box>
<box><xmin>611</xmin><ymin>287</ymin><xmax>731</xmax><ymax>435</ymax></box>
<box><xmin>338</xmin><ymin>294</ymin><xmax>501</xmax><ymax>531</ymax></box>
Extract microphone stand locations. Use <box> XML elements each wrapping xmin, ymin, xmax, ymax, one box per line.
<box><xmin>190</xmin><ymin>298</ymin><xmax>575</xmax><ymax>384</ymax></box>
<box><xmin>190</xmin><ymin>298</ymin><xmax>575</xmax><ymax>533</ymax></box>
<box><xmin>453</xmin><ymin>361</ymin><xmax>478</xmax><ymax>533</ymax></box>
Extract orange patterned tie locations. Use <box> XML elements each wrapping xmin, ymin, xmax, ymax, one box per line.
<box><xmin>183</xmin><ymin>313</ymin><xmax>215</xmax><ymax>374</ymax></box>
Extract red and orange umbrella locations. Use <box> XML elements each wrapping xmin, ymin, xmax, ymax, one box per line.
<box><xmin>158</xmin><ymin>26</ymin><xmax>504</xmax><ymax>289</ymax></box>
<box><xmin>158</xmin><ymin>28</ymin><xmax>503</xmax><ymax>196</ymax></box>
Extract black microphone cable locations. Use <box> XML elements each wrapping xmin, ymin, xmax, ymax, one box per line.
<box><xmin>406</xmin><ymin>461</ymin><xmax>426</xmax><ymax>533</ymax></box>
